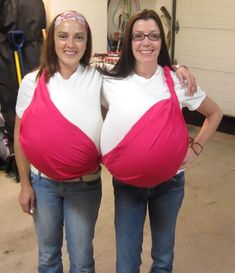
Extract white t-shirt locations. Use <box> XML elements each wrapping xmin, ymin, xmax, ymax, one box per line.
<box><xmin>16</xmin><ymin>64</ymin><xmax>103</xmax><ymax>150</ymax></box>
<box><xmin>101</xmin><ymin>65</ymin><xmax>206</xmax><ymax>155</ymax></box>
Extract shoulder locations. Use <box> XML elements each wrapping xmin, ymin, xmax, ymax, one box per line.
<box><xmin>16</xmin><ymin>70</ymin><xmax>39</xmax><ymax>117</ymax></box>
<box><xmin>21</xmin><ymin>69</ymin><xmax>39</xmax><ymax>87</ymax></box>
<box><xmin>18</xmin><ymin>69</ymin><xmax>40</xmax><ymax>96</ymax></box>
<box><xmin>169</xmin><ymin>69</ymin><xmax>181</xmax><ymax>86</ymax></box>
<box><xmin>83</xmin><ymin>64</ymin><xmax>102</xmax><ymax>77</ymax></box>
<box><xmin>23</xmin><ymin>69</ymin><xmax>39</xmax><ymax>81</ymax></box>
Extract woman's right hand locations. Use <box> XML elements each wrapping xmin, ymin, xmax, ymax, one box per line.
<box><xmin>18</xmin><ymin>183</ymin><xmax>35</xmax><ymax>215</ymax></box>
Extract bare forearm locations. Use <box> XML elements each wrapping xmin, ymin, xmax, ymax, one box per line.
<box><xmin>182</xmin><ymin>97</ymin><xmax>223</xmax><ymax>167</ymax></box>
<box><xmin>14</xmin><ymin>116</ymin><xmax>30</xmax><ymax>185</ymax></box>
<box><xmin>194</xmin><ymin>110</ymin><xmax>223</xmax><ymax>146</ymax></box>
<box><xmin>194</xmin><ymin>97</ymin><xmax>223</xmax><ymax>146</ymax></box>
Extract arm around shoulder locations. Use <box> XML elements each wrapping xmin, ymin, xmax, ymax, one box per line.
<box><xmin>173</xmin><ymin>65</ymin><xmax>197</xmax><ymax>96</ymax></box>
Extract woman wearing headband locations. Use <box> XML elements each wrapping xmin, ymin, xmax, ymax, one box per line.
<box><xmin>14</xmin><ymin>11</ymin><xmax>103</xmax><ymax>273</ymax></box>
<box><xmin>14</xmin><ymin>9</ymin><xmax>197</xmax><ymax>273</ymax></box>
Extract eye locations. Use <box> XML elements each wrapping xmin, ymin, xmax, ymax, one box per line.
<box><xmin>131</xmin><ymin>33</ymin><xmax>144</xmax><ymax>41</ymax></box>
<box><xmin>149</xmin><ymin>33</ymin><xmax>161</xmax><ymax>41</ymax></box>
<box><xmin>75</xmin><ymin>33</ymin><xmax>86</xmax><ymax>41</ymax></box>
<box><xmin>57</xmin><ymin>32</ymin><xmax>68</xmax><ymax>40</ymax></box>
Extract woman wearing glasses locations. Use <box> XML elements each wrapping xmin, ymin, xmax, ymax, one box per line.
<box><xmin>100</xmin><ymin>9</ymin><xmax>223</xmax><ymax>273</ymax></box>
<box><xmin>14</xmin><ymin>9</ymin><xmax>198</xmax><ymax>273</ymax></box>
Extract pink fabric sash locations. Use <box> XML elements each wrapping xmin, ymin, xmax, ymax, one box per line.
<box><xmin>102</xmin><ymin>66</ymin><xmax>188</xmax><ymax>187</ymax></box>
<box><xmin>20</xmin><ymin>72</ymin><xmax>100</xmax><ymax>180</ymax></box>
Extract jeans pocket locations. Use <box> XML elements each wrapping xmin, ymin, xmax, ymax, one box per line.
<box><xmin>171</xmin><ymin>172</ymin><xmax>185</xmax><ymax>188</ymax></box>
<box><xmin>30</xmin><ymin>172</ymin><xmax>41</xmax><ymax>185</ymax></box>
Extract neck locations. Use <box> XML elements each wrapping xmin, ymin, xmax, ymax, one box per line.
<box><xmin>134</xmin><ymin>63</ymin><xmax>158</xmax><ymax>79</ymax></box>
<box><xmin>59</xmin><ymin>64</ymin><xmax>78</xmax><ymax>79</ymax></box>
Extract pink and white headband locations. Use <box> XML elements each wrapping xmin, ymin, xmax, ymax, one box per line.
<box><xmin>54</xmin><ymin>11</ymin><xmax>88</xmax><ymax>29</ymax></box>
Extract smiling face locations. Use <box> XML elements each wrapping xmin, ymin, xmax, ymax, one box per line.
<box><xmin>54</xmin><ymin>19</ymin><xmax>87</xmax><ymax>77</ymax></box>
<box><xmin>131</xmin><ymin>19</ymin><xmax>162</xmax><ymax>72</ymax></box>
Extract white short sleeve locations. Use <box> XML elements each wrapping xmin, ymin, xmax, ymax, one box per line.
<box><xmin>170</xmin><ymin>71</ymin><xmax>207</xmax><ymax>111</ymax></box>
<box><xmin>15</xmin><ymin>70</ymin><xmax>38</xmax><ymax>118</ymax></box>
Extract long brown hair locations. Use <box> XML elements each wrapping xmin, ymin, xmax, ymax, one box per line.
<box><xmin>101</xmin><ymin>9</ymin><xmax>171</xmax><ymax>78</ymax></box>
<box><xmin>37</xmin><ymin>11</ymin><xmax>92</xmax><ymax>82</ymax></box>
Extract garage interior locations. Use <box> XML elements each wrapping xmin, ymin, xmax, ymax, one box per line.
<box><xmin>0</xmin><ymin>1</ymin><xmax>234</xmax><ymax>273</ymax></box>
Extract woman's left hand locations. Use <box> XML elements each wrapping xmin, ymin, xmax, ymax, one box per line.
<box><xmin>174</xmin><ymin>66</ymin><xmax>197</xmax><ymax>96</ymax></box>
<box><xmin>180</xmin><ymin>147</ymin><xmax>198</xmax><ymax>169</ymax></box>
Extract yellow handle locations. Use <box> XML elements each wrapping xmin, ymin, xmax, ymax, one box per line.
<box><xmin>42</xmin><ymin>29</ymin><xmax>47</xmax><ymax>41</ymax></box>
<box><xmin>14</xmin><ymin>51</ymin><xmax>22</xmax><ymax>86</ymax></box>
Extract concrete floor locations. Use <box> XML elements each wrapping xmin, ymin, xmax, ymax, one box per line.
<box><xmin>0</xmin><ymin>126</ymin><xmax>235</xmax><ymax>273</ymax></box>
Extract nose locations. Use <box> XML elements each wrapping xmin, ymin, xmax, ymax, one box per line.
<box><xmin>66</xmin><ymin>37</ymin><xmax>75</xmax><ymax>47</ymax></box>
<box><xmin>142</xmin><ymin>36</ymin><xmax>151</xmax><ymax>45</ymax></box>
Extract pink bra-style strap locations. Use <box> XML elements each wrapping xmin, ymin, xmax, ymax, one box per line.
<box><xmin>163</xmin><ymin>66</ymin><xmax>179</xmax><ymax>104</ymax></box>
<box><xmin>31</xmin><ymin>70</ymin><xmax>47</xmax><ymax>101</ymax></box>
<box><xmin>39</xmin><ymin>70</ymin><xmax>47</xmax><ymax>94</ymax></box>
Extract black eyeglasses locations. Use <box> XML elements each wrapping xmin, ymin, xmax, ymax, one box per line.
<box><xmin>131</xmin><ymin>32</ymin><xmax>161</xmax><ymax>41</ymax></box>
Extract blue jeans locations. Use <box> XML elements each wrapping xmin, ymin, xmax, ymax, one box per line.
<box><xmin>30</xmin><ymin>172</ymin><xmax>102</xmax><ymax>273</ymax></box>
<box><xmin>113</xmin><ymin>172</ymin><xmax>185</xmax><ymax>273</ymax></box>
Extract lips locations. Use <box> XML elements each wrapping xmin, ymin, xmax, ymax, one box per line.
<box><xmin>139</xmin><ymin>50</ymin><xmax>153</xmax><ymax>54</ymax></box>
<box><xmin>64</xmin><ymin>50</ymin><xmax>77</xmax><ymax>56</ymax></box>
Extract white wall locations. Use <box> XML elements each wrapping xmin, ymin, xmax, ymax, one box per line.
<box><xmin>42</xmin><ymin>0</ymin><xmax>107</xmax><ymax>53</ymax></box>
<box><xmin>42</xmin><ymin>0</ymin><xmax>51</xmax><ymax>24</ymax></box>
<box><xmin>175</xmin><ymin>0</ymin><xmax>235</xmax><ymax>116</ymax></box>
<box><xmin>140</xmin><ymin>0</ymin><xmax>157</xmax><ymax>10</ymax></box>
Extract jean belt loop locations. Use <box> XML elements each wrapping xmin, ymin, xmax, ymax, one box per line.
<box><xmin>35</xmin><ymin>171</ymin><xmax>42</xmax><ymax>183</ymax></box>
